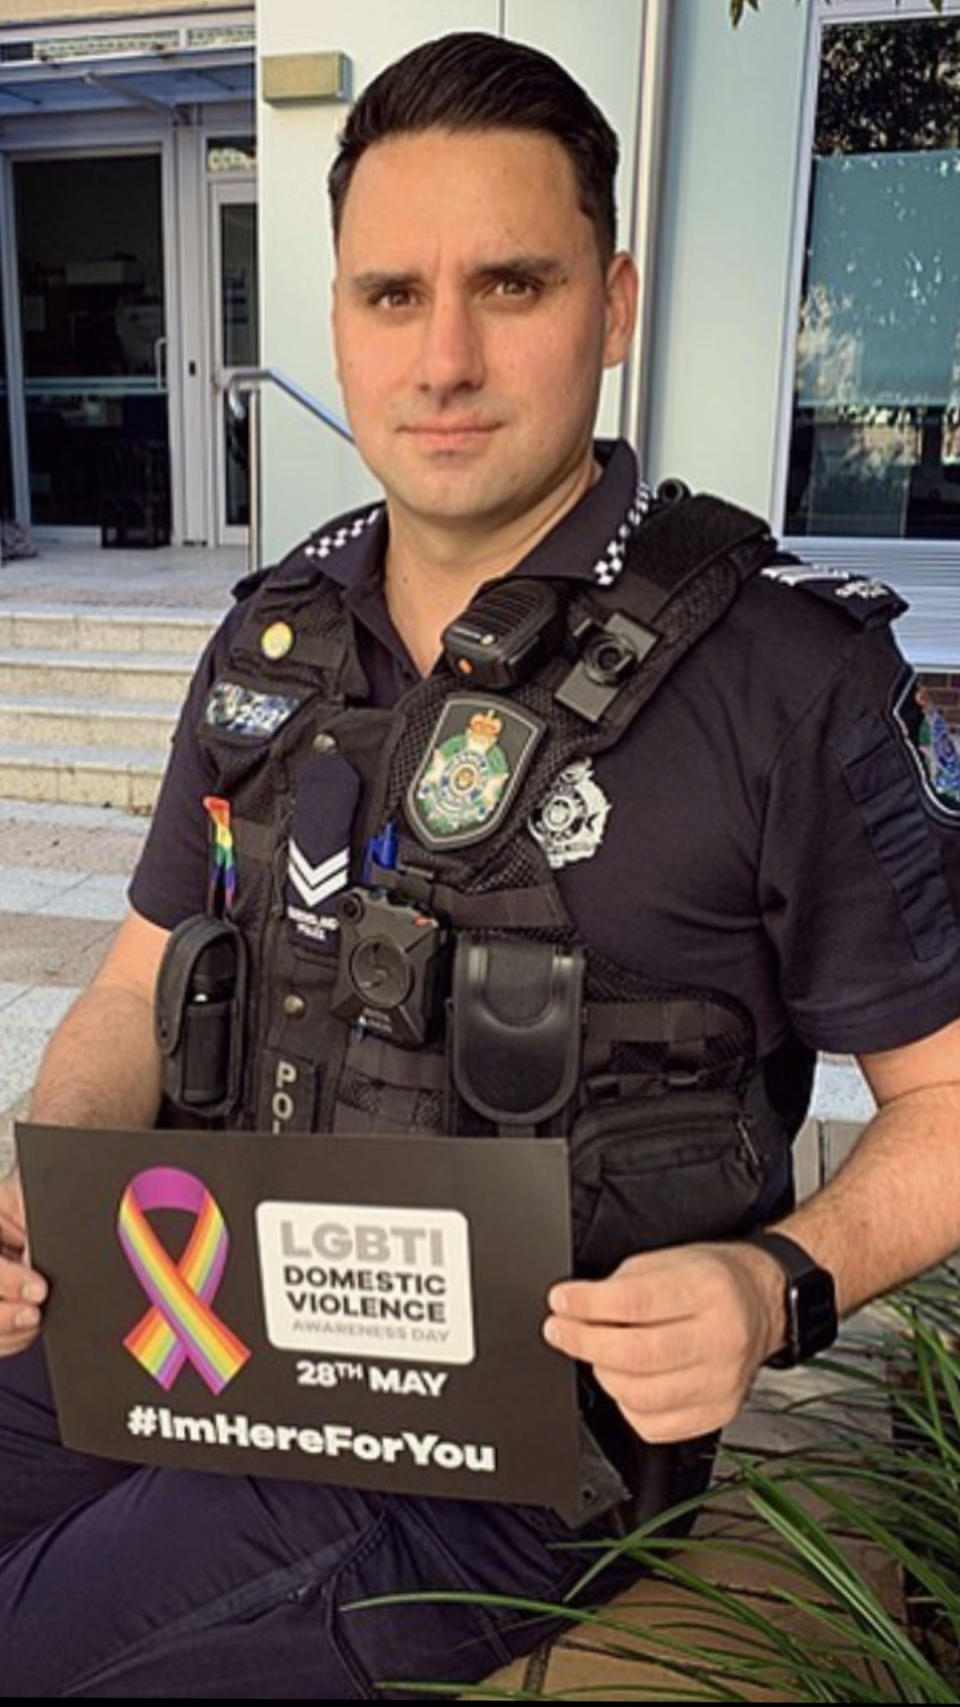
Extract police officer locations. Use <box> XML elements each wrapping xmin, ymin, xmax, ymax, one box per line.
<box><xmin>2</xmin><ymin>31</ymin><xmax>960</xmax><ymax>1700</ymax></box>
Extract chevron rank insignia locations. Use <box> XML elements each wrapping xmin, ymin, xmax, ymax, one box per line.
<box><xmin>408</xmin><ymin>696</ymin><xmax>545</xmax><ymax>850</ymax></box>
<box><xmin>286</xmin><ymin>751</ymin><xmax>360</xmax><ymax>950</ymax></box>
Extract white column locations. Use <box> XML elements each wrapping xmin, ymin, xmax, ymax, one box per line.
<box><xmin>171</xmin><ymin>121</ymin><xmax>215</xmax><ymax>545</ymax></box>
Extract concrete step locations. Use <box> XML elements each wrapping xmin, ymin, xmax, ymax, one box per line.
<box><xmin>0</xmin><ymin>608</ymin><xmax>219</xmax><ymax>657</ymax></box>
<box><xmin>0</xmin><ymin>649</ymin><xmax>195</xmax><ymax>703</ymax></box>
<box><xmin>0</xmin><ymin>604</ymin><xmax>216</xmax><ymax>806</ymax></box>
<box><xmin>0</xmin><ymin>742</ymin><xmax>165</xmax><ymax>811</ymax></box>
<box><xmin>0</xmin><ymin>693</ymin><xmax>180</xmax><ymax>750</ymax></box>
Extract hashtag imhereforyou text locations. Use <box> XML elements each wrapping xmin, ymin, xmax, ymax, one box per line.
<box><xmin>125</xmin><ymin>1405</ymin><xmax>496</xmax><ymax>1473</ymax></box>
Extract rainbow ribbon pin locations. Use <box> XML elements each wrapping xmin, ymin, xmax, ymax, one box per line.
<box><xmin>117</xmin><ymin>1167</ymin><xmax>251</xmax><ymax>1395</ymax></box>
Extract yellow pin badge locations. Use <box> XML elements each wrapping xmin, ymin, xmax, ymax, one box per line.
<box><xmin>261</xmin><ymin>621</ymin><xmax>294</xmax><ymax>661</ymax></box>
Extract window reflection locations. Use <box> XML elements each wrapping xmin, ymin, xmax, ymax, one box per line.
<box><xmin>787</xmin><ymin>18</ymin><xmax>960</xmax><ymax>539</ymax></box>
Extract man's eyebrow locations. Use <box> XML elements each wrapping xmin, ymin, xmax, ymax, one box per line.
<box><xmin>348</xmin><ymin>270</ymin><xmax>420</xmax><ymax>295</ymax></box>
<box><xmin>470</xmin><ymin>255</ymin><xmax>567</xmax><ymax>280</ymax></box>
<box><xmin>347</xmin><ymin>256</ymin><xmax>567</xmax><ymax>294</ymax></box>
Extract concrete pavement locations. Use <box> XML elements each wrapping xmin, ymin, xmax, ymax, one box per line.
<box><xmin>0</xmin><ymin>797</ymin><xmax>147</xmax><ymax>1170</ymax></box>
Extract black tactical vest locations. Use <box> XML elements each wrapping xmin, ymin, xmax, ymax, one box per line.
<box><xmin>155</xmin><ymin>487</ymin><xmax>799</xmax><ymax>1519</ymax></box>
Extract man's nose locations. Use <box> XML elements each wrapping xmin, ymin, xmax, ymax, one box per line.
<box><xmin>416</xmin><ymin>293</ymin><xmax>485</xmax><ymax>395</ymax></box>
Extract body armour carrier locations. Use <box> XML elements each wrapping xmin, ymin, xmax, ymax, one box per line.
<box><xmin>155</xmin><ymin>486</ymin><xmax>808</xmax><ymax>1522</ymax></box>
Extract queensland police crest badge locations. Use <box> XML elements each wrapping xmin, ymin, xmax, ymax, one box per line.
<box><xmin>529</xmin><ymin>758</ymin><xmax>611</xmax><ymax>868</ymax></box>
<box><xmin>408</xmin><ymin>695</ymin><xmax>545</xmax><ymax>850</ymax></box>
<box><xmin>893</xmin><ymin>675</ymin><xmax>960</xmax><ymax>820</ymax></box>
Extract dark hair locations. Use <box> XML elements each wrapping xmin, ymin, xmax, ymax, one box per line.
<box><xmin>328</xmin><ymin>32</ymin><xmax>619</xmax><ymax>262</ymax></box>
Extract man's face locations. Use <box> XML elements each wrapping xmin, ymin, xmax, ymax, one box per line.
<box><xmin>332</xmin><ymin>127</ymin><xmax>636</xmax><ymax>536</ymax></box>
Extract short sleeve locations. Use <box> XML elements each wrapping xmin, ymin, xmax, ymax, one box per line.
<box><xmin>758</xmin><ymin>626</ymin><xmax>960</xmax><ymax>1054</ymax></box>
<box><xmin>128</xmin><ymin>613</ymin><xmax>242</xmax><ymax>929</ymax></box>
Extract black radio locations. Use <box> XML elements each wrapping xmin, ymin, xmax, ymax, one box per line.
<box><xmin>442</xmin><ymin>578</ymin><xmax>565</xmax><ymax>691</ymax></box>
<box><xmin>330</xmin><ymin>888</ymin><xmax>447</xmax><ymax>1048</ymax></box>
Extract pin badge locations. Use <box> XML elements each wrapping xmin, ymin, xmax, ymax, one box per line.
<box><xmin>261</xmin><ymin>621</ymin><xmax>294</xmax><ymax>661</ymax></box>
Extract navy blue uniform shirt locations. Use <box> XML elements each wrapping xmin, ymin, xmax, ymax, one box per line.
<box><xmin>131</xmin><ymin>440</ymin><xmax>960</xmax><ymax>1063</ymax></box>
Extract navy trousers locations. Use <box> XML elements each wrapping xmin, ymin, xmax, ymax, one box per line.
<box><xmin>0</xmin><ymin>1344</ymin><xmax>650</xmax><ymax>1698</ymax></box>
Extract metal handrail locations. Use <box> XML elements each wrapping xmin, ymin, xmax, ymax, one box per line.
<box><xmin>225</xmin><ymin>366</ymin><xmax>355</xmax><ymax>576</ymax></box>
<box><xmin>226</xmin><ymin>366</ymin><xmax>353</xmax><ymax>441</ymax></box>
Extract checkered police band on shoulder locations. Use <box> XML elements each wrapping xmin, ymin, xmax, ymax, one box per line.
<box><xmin>760</xmin><ymin>561</ymin><xmax>906</xmax><ymax>626</ymax></box>
<box><xmin>302</xmin><ymin>504</ymin><xmax>384</xmax><ymax>562</ymax></box>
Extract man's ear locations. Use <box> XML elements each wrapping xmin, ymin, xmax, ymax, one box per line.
<box><xmin>602</xmin><ymin>251</ymin><xmax>639</xmax><ymax>369</ymax></box>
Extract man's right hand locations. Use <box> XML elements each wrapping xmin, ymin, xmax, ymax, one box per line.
<box><xmin>0</xmin><ymin>1174</ymin><xmax>47</xmax><ymax>1356</ymax></box>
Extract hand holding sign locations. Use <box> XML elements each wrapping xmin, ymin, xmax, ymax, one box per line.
<box><xmin>0</xmin><ymin>1173</ymin><xmax>47</xmax><ymax>1357</ymax></box>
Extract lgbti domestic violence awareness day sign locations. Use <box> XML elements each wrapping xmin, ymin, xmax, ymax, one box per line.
<box><xmin>16</xmin><ymin>1125</ymin><xmax>581</xmax><ymax>1512</ymax></box>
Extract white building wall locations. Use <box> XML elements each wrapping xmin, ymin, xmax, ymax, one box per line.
<box><xmin>256</xmin><ymin>0</ymin><xmax>644</xmax><ymax>558</ymax></box>
<box><xmin>644</xmin><ymin>0</ymin><xmax>811</xmax><ymax>516</ymax></box>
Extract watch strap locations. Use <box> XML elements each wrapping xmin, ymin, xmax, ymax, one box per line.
<box><xmin>745</xmin><ymin>1229</ymin><xmax>838</xmax><ymax>1368</ymax></box>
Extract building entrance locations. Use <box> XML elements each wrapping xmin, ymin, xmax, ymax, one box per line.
<box><xmin>14</xmin><ymin>151</ymin><xmax>170</xmax><ymax>542</ymax></box>
<box><xmin>0</xmin><ymin>11</ymin><xmax>255</xmax><ymax>552</ymax></box>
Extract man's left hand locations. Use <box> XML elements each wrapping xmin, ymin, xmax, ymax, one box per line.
<box><xmin>543</xmin><ymin>1243</ymin><xmax>785</xmax><ymax>1443</ymax></box>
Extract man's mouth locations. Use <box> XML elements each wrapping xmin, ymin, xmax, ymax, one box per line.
<box><xmin>401</xmin><ymin>421</ymin><xmax>500</xmax><ymax>443</ymax></box>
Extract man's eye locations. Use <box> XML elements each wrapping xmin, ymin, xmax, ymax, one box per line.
<box><xmin>492</xmin><ymin>276</ymin><xmax>539</xmax><ymax>299</ymax></box>
<box><xmin>371</xmin><ymin>287</ymin><xmax>416</xmax><ymax>310</ymax></box>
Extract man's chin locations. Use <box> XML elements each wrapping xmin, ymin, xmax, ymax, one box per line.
<box><xmin>378</xmin><ymin>469</ymin><xmax>524</xmax><ymax>532</ymax></box>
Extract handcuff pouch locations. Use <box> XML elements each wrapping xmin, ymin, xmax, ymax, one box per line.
<box><xmin>450</xmin><ymin>936</ymin><xmax>584</xmax><ymax>1126</ymax></box>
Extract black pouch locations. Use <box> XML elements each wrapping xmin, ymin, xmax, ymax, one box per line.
<box><xmin>450</xmin><ymin>936</ymin><xmax>584</xmax><ymax>1127</ymax></box>
<box><xmin>155</xmin><ymin>915</ymin><xmax>248</xmax><ymax>1117</ymax></box>
<box><xmin>570</xmin><ymin>1089</ymin><xmax>765</xmax><ymax>1279</ymax></box>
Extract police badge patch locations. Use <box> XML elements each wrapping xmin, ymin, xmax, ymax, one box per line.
<box><xmin>204</xmin><ymin>680</ymin><xmax>301</xmax><ymax>739</ymax></box>
<box><xmin>407</xmin><ymin>696</ymin><xmax>545</xmax><ymax>850</ymax></box>
<box><xmin>893</xmin><ymin>674</ymin><xmax>960</xmax><ymax>821</ymax></box>
<box><xmin>529</xmin><ymin>759</ymin><xmax>611</xmax><ymax>868</ymax></box>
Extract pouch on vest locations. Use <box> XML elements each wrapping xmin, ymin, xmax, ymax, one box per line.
<box><xmin>450</xmin><ymin>936</ymin><xmax>585</xmax><ymax>1128</ymax></box>
<box><xmin>570</xmin><ymin>1089</ymin><xmax>764</xmax><ymax>1278</ymax></box>
<box><xmin>155</xmin><ymin>915</ymin><xmax>248</xmax><ymax>1116</ymax></box>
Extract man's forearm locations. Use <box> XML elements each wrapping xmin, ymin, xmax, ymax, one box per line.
<box><xmin>29</xmin><ymin>984</ymin><xmax>162</xmax><ymax>1131</ymax></box>
<box><xmin>777</xmin><ymin>1082</ymin><xmax>960</xmax><ymax>1317</ymax></box>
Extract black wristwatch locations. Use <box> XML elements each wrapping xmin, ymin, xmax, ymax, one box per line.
<box><xmin>745</xmin><ymin>1230</ymin><xmax>838</xmax><ymax>1368</ymax></box>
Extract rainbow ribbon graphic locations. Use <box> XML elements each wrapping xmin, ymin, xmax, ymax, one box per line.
<box><xmin>204</xmin><ymin>794</ymin><xmax>237</xmax><ymax>916</ymax></box>
<box><xmin>117</xmin><ymin>1167</ymin><xmax>251</xmax><ymax>1395</ymax></box>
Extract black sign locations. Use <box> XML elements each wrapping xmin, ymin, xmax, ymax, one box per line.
<box><xmin>16</xmin><ymin>1124</ymin><xmax>581</xmax><ymax>1514</ymax></box>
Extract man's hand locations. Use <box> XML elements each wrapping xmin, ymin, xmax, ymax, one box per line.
<box><xmin>543</xmin><ymin>1242</ymin><xmax>785</xmax><ymax>1443</ymax></box>
<box><xmin>0</xmin><ymin>1174</ymin><xmax>47</xmax><ymax>1358</ymax></box>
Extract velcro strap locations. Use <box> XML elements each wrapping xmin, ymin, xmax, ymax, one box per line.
<box><xmin>587</xmin><ymin>998</ymin><xmax>744</xmax><ymax>1044</ymax></box>
<box><xmin>342</xmin><ymin>1031</ymin><xmax>447</xmax><ymax>1091</ymax></box>
<box><xmin>233</xmin><ymin>817</ymin><xmax>276</xmax><ymax>865</ymax></box>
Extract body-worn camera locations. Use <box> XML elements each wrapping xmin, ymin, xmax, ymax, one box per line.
<box><xmin>330</xmin><ymin>888</ymin><xmax>446</xmax><ymax>1047</ymax></box>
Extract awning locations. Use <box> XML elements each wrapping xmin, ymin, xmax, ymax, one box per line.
<box><xmin>0</xmin><ymin>45</ymin><xmax>254</xmax><ymax>121</ymax></box>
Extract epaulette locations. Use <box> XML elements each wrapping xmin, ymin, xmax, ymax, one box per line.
<box><xmin>230</xmin><ymin>501</ymin><xmax>385</xmax><ymax>603</ymax></box>
<box><xmin>759</xmin><ymin>559</ymin><xmax>907</xmax><ymax>626</ymax></box>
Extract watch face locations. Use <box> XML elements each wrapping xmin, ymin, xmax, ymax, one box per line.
<box><xmin>790</xmin><ymin>1267</ymin><xmax>838</xmax><ymax>1362</ymax></box>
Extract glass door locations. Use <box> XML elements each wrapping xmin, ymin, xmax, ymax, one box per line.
<box><xmin>13</xmin><ymin>153</ymin><xmax>169</xmax><ymax>539</ymax></box>
<box><xmin>211</xmin><ymin>178</ymin><xmax>258</xmax><ymax>545</ymax></box>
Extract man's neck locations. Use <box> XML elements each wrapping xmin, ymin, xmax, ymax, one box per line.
<box><xmin>383</xmin><ymin>455</ymin><xmax>602</xmax><ymax>676</ymax></box>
